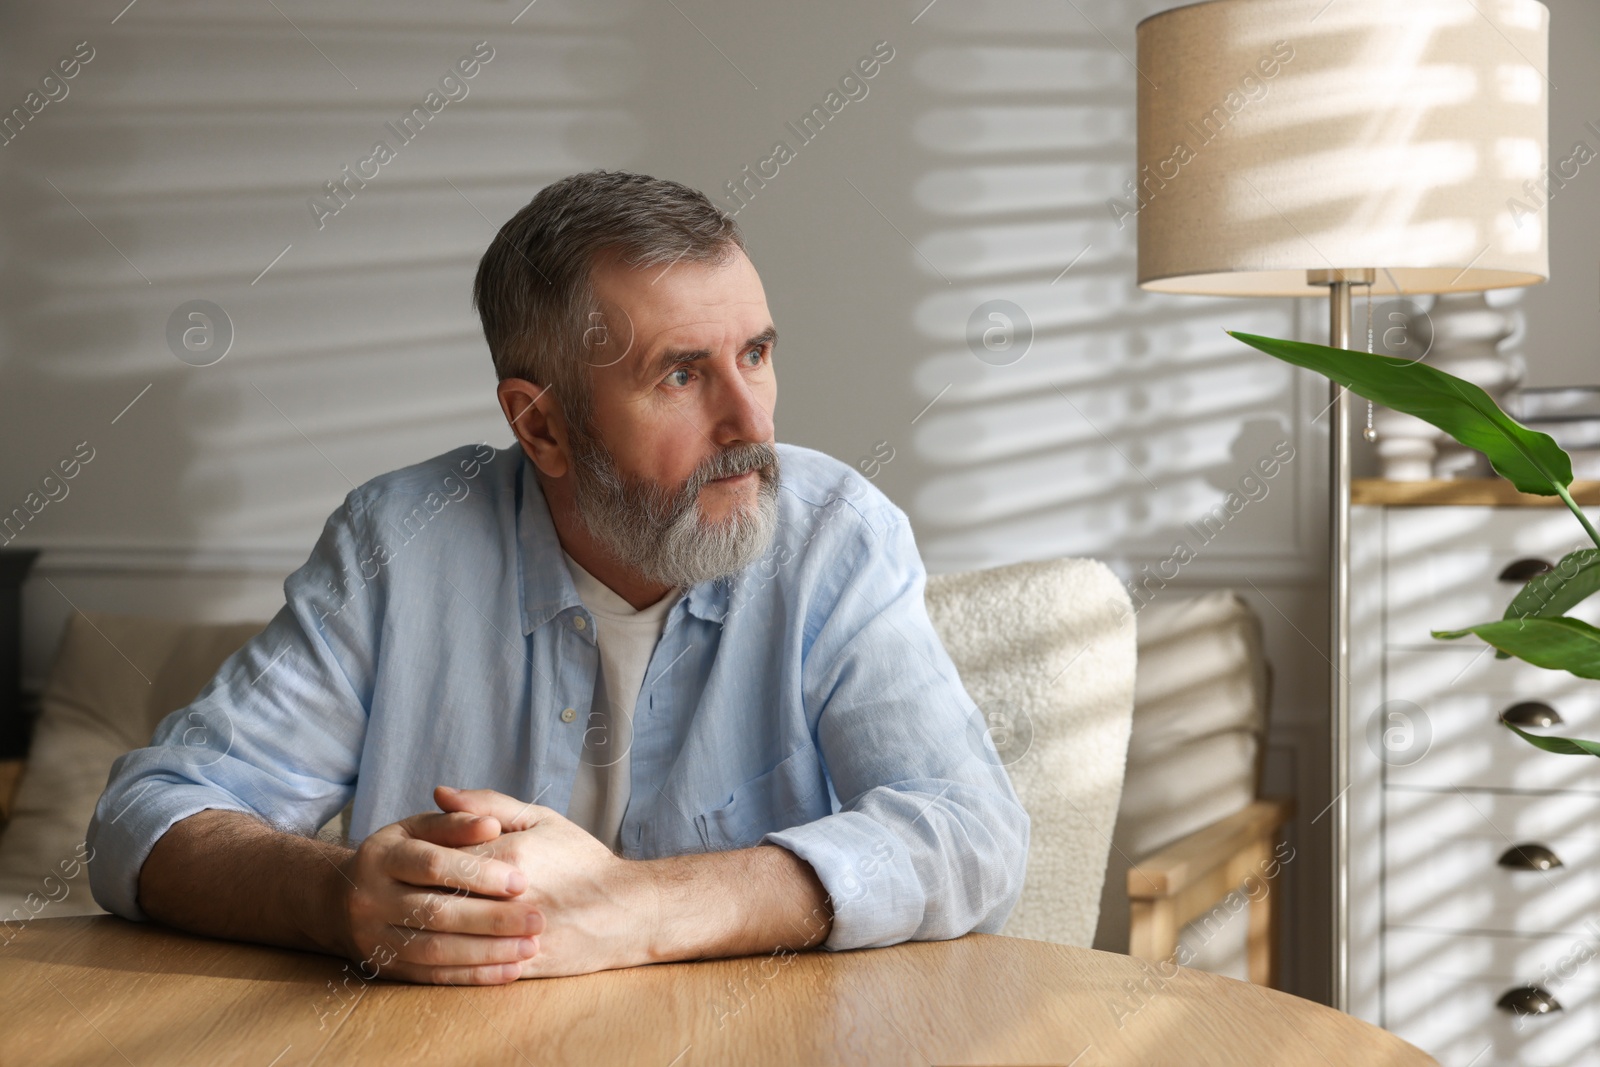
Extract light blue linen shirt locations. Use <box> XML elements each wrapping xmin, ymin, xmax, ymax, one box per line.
<box><xmin>86</xmin><ymin>441</ymin><xmax>1030</xmax><ymax>950</ymax></box>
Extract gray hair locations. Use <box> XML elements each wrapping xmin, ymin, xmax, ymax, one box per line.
<box><xmin>472</xmin><ymin>170</ymin><xmax>746</xmax><ymax>440</ymax></box>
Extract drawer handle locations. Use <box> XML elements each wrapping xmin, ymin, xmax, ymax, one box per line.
<box><xmin>1498</xmin><ymin>843</ymin><xmax>1564</xmax><ymax>871</ymax></box>
<box><xmin>1497</xmin><ymin>985</ymin><xmax>1563</xmax><ymax>1017</ymax></box>
<box><xmin>1501</xmin><ymin>701</ymin><xmax>1564</xmax><ymax>728</ymax></box>
<box><xmin>1499</xmin><ymin>558</ymin><xmax>1554</xmax><ymax>582</ymax></box>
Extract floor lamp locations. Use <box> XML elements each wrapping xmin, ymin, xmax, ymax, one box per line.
<box><xmin>1133</xmin><ymin>0</ymin><xmax>1549</xmax><ymax>1009</ymax></box>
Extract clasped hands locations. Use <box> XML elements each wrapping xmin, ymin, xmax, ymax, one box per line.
<box><xmin>333</xmin><ymin>785</ymin><xmax>658</xmax><ymax>986</ymax></box>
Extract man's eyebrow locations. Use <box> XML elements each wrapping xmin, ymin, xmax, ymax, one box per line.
<box><xmin>643</xmin><ymin>325</ymin><xmax>777</xmax><ymax>382</ymax></box>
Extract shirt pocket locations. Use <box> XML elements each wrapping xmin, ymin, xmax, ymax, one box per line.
<box><xmin>694</xmin><ymin>741</ymin><xmax>828</xmax><ymax>851</ymax></box>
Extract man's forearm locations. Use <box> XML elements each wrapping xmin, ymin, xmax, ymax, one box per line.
<box><xmin>142</xmin><ymin>806</ymin><xmax>834</xmax><ymax>973</ymax></box>
<box><xmin>640</xmin><ymin>844</ymin><xmax>833</xmax><ymax>963</ymax></box>
<box><xmin>137</xmin><ymin>809</ymin><xmax>353</xmax><ymax>957</ymax></box>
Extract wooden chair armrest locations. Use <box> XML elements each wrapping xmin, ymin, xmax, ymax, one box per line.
<box><xmin>0</xmin><ymin>757</ymin><xmax>25</xmax><ymax>824</ymax></box>
<box><xmin>1127</xmin><ymin>796</ymin><xmax>1295</xmax><ymax>899</ymax></box>
<box><xmin>1126</xmin><ymin>796</ymin><xmax>1296</xmax><ymax>987</ymax></box>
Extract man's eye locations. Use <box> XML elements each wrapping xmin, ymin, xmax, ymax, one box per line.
<box><xmin>664</xmin><ymin>348</ymin><xmax>766</xmax><ymax>388</ymax></box>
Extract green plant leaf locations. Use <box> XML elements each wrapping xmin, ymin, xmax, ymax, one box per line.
<box><xmin>1495</xmin><ymin>549</ymin><xmax>1600</xmax><ymax>658</ymax></box>
<box><xmin>1503</xmin><ymin>549</ymin><xmax>1600</xmax><ymax>622</ymax></box>
<box><xmin>1503</xmin><ymin>720</ymin><xmax>1600</xmax><ymax>757</ymax></box>
<box><xmin>1433</xmin><ymin>616</ymin><xmax>1600</xmax><ymax>679</ymax></box>
<box><xmin>1227</xmin><ymin>331</ymin><xmax>1573</xmax><ymax>496</ymax></box>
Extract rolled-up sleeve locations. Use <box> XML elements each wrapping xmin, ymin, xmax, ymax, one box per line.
<box><xmin>762</xmin><ymin>507</ymin><xmax>1030</xmax><ymax>950</ymax></box>
<box><xmin>85</xmin><ymin>492</ymin><xmax>376</xmax><ymax>921</ymax></box>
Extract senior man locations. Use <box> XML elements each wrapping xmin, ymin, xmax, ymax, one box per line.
<box><xmin>87</xmin><ymin>170</ymin><xmax>1029</xmax><ymax>985</ymax></box>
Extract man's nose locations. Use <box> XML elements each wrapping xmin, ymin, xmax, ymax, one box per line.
<box><xmin>714</xmin><ymin>365</ymin><xmax>774</xmax><ymax>446</ymax></box>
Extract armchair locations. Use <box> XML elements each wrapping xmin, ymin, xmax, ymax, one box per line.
<box><xmin>923</xmin><ymin>563</ymin><xmax>1290</xmax><ymax>986</ymax></box>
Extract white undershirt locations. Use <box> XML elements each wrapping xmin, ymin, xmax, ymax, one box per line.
<box><xmin>560</xmin><ymin>549</ymin><xmax>681</xmax><ymax>853</ymax></box>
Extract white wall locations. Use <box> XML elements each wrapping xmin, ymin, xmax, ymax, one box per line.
<box><xmin>9</xmin><ymin>0</ymin><xmax>1589</xmax><ymax>1005</ymax></box>
<box><xmin>0</xmin><ymin>0</ymin><xmax>1330</xmax><ymax>1002</ymax></box>
<box><xmin>1521</xmin><ymin>0</ymin><xmax>1600</xmax><ymax>387</ymax></box>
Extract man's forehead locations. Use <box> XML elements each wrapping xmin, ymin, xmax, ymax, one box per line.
<box><xmin>587</xmin><ymin>251</ymin><xmax>770</xmax><ymax>372</ymax></box>
<box><xmin>644</xmin><ymin>306</ymin><xmax>769</xmax><ymax>346</ymax></box>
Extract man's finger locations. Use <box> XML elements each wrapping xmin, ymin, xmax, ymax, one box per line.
<box><xmin>433</xmin><ymin>785</ymin><xmax>549</xmax><ymax>832</ymax></box>
<box><xmin>385</xmin><ymin>961</ymin><xmax>524</xmax><ymax>986</ymax></box>
<box><xmin>391</xmin><ymin>889</ymin><xmax>544</xmax><ymax>938</ymax></box>
<box><xmin>386</xmin><ymin>837</ymin><xmax>526</xmax><ymax>897</ymax></box>
<box><xmin>400</xmin><ymin>810</ymin><xmax>503</xmax><ymax>849</ymax></box>
<box><xmin>383</xmin><ymin>927</ymin><xmax>540</xmax><ymax>970</ymax></box>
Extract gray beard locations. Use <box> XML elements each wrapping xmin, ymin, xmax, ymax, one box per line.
<box><xmin>565</xmin><ymin>424</ymin><xmax>781</xmax><ymax>590</ymax></box>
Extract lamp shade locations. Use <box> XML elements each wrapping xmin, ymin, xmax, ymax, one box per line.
<box><xmin>1134</xmin><ymin>0</ymin><xmax>1549</xmax><ymax>297</ymax></box>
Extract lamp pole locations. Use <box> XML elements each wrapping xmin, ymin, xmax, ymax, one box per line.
<box><xmin>1308</xmin><ymin>267</ymin><xmax>1374</xmax><ymax>1011</ymax></box>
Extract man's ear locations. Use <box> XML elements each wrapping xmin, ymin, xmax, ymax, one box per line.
<box><xmin>497</xmin><ymin>378</ymin><xmax>569</xmax><ymax>479</ymax></box>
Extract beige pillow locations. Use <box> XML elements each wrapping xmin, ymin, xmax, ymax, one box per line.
<box><xmin>0</xmin><ymin>611</ymin><xmax>269</xmax><ymax>921</ymax></box>
<box><xmin>1092</xmin><ymin>590</ymin><xmax>1272</xmax><ymax>978</ymax></box>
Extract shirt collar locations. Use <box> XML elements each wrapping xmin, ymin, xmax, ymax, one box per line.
<box><xmin>515</xmin><ymin>450</ymin><xmax>728</xmax><ymax>634</ymax></box>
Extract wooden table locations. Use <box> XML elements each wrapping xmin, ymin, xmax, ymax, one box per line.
<box><xmin>3</xmin><ymin>917</ymin><xmax>1435</xmax><ymax>1066</ymax></box>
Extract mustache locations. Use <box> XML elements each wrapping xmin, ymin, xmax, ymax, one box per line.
<box><xmin>694</xmin><ymin>442</ymin><xmax>779</xmax><ymax>488</ymax></box>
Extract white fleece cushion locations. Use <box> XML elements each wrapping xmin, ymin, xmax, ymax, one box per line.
<box><xmin>924</xmin><ymin>556</ymin><xmax>1137</xmax><ymax>948</ymax></box>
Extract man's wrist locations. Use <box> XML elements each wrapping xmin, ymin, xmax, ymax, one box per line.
<box><xmin>301</xmin><ymin>840</ymin><xmax>358</xmax><ymax>960</ymax></box>
<box><xmin>630</xmin><ymin>844</ymin><xmax>833</xmax><ymax>965</ymax></box>
<box><xmin>637</xmin><ymin>863</ymin><xmax>667</xmax><ymax>965</ymax></box>
<box><xmin>632</xmin><ymin>852</ymin><xmax>699</xmax><ymax>965</ymax></box>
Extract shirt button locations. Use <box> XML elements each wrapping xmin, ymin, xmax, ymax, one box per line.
<box><xmin>560</xmin><ymin>707</ymin><xmax>577</xmax><ymax>723</ymax></box>
<box><xmin>574</xmin><ymin>617</ymin><xmax>587</xmax><ymax>630</ymax></box>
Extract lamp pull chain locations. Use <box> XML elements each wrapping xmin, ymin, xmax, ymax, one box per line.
<box><xmin>1362</xmin><ymin>286</ymin><xmax>1377</xmax><ymax>443</ymax></box>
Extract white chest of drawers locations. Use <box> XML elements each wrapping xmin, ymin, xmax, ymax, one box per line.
<box><xmin>1350</xmin><ymin>484</ymin><xmax>1600</xmax><ymax>1067</ymax></box>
